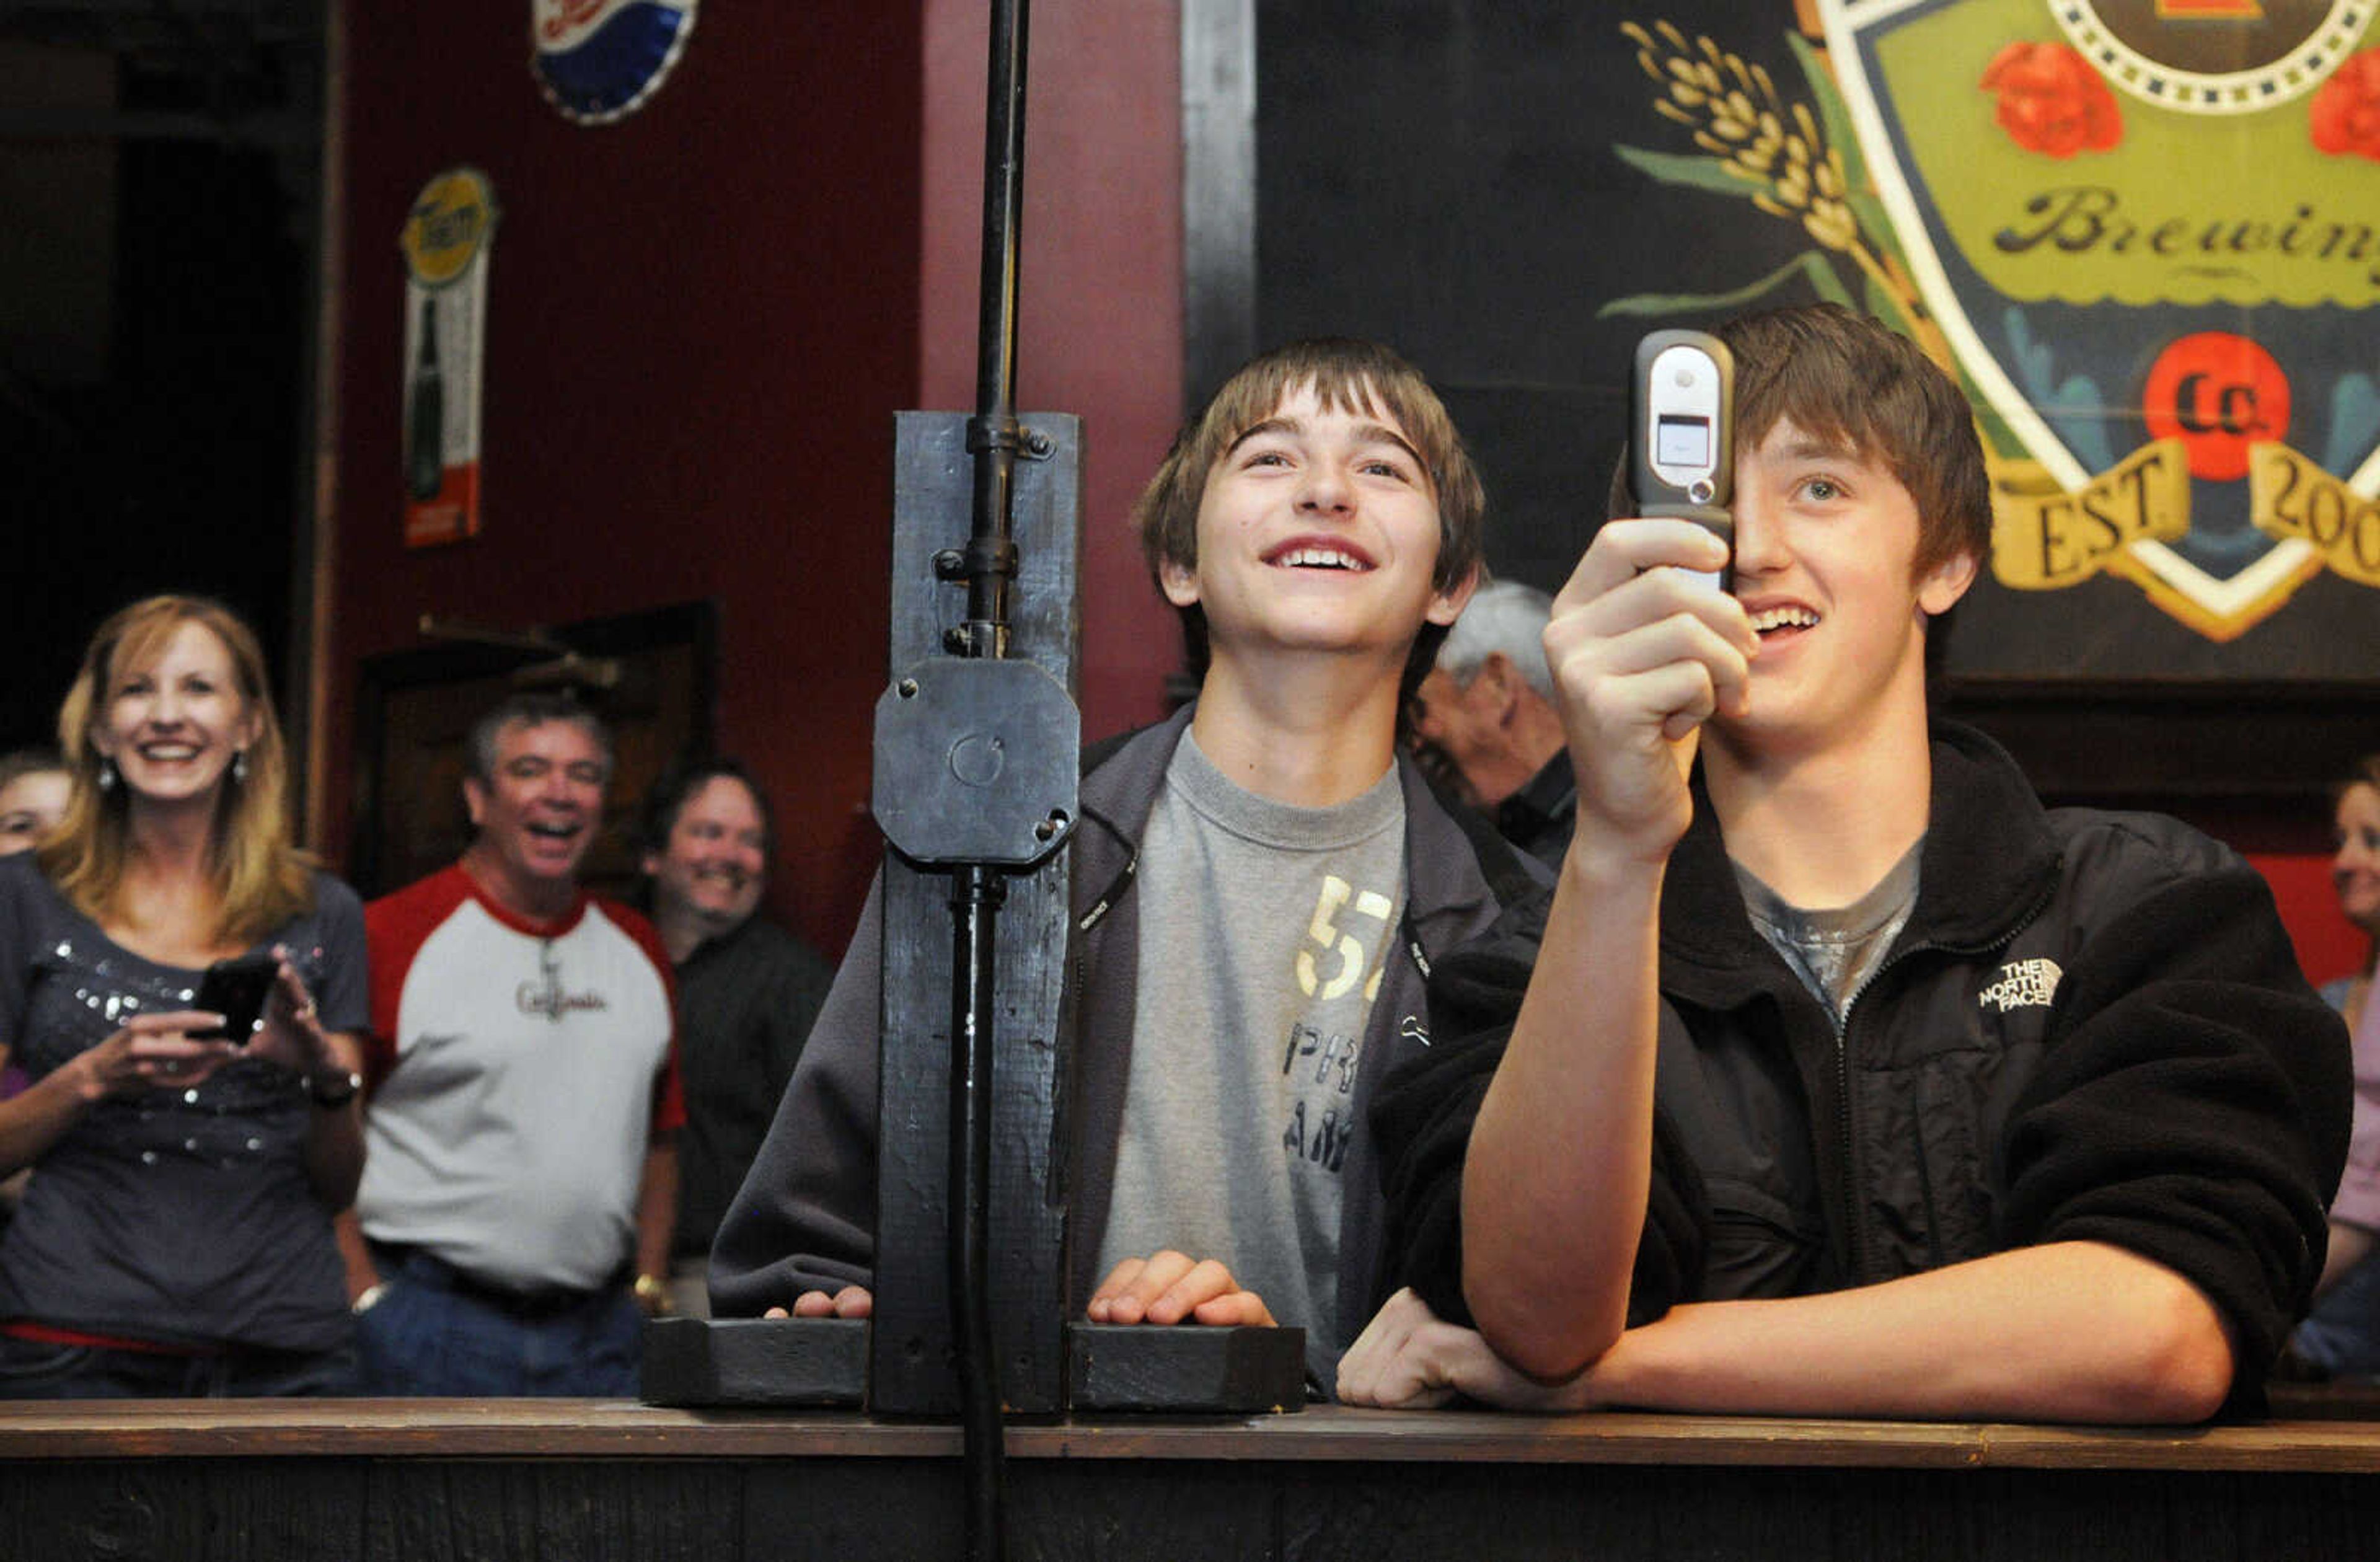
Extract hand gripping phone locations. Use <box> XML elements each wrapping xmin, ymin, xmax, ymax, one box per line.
<box><xmin>1629</xmin><ymin>329</ymin><xmax>1736</xmax><ymax>593</ymax></box>
<box><xmin>192</xmin><ymin>950</ymin><xmax>278</xmax><ymax>1041</ymax></box>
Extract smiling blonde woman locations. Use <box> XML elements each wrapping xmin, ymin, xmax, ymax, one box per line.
<box><xmin>0</xmin><ymin>595</ymin><xmax>370</xmax><ymax>1397</ymax></box>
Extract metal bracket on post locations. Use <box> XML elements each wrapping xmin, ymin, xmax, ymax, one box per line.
<box><xmin>873</xmin><ymin>660</ymin><xmax>1077</xmax><ymax>868</ymax></box>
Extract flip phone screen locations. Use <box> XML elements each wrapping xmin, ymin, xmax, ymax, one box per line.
<box><xmin>1655</xmin><ymin>414</ymin><xmax>1711</xmax><ymax>468</ymax></box>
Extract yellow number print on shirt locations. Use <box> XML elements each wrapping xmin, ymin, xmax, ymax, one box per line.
<box><xmin>1295</xmin><ymin>874</ymin><xmax>1396</xmax><ymax>1004</ymax></box>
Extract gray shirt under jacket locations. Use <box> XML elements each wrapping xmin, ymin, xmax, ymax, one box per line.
<box><xmin>1735</xmin><ymin>841</ymin><xmax>1921</xmax><ymax>1026</ymax></box>
<box><xmin>1103</xmin><ymin>730</ymin><xmax>1407</xmax><ymax>1372</ymax></box>
<box><xmin>709</xmin><ymin>704</ymin><xmax>1545</xmax><ymax>1390</ymax></box>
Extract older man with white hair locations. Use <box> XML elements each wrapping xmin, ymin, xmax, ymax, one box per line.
<box><xmin>1407</xmin><ymin>579</ymin><xmax>1575</xmax><ymax>865</ymax></box>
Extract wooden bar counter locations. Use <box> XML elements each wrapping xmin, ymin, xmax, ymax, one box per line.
<box><xmin>7</xmin><ymin>1398</ymin><xmax>2380</xmax><ymax>1560</ymax></box>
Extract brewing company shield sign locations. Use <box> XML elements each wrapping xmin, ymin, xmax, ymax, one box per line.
<box><xmin>1815</xmin><ymin>0</ymin><xmax>2380</xmax><ymax>640</ymax></box>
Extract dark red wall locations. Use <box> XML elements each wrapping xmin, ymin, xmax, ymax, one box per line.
<box><xmin>327</xmin><ymin>3</ymin><xmax>923</xmax><ymax>951</ymax></box>
<box><xmin>918</xmin><ymin>0</ymin><xmax>1183</xmax><ymax>742</ymax></box>
<box><xmin>2251</xmin><ymin>850</ymin><xmax>2363</xmax><ymax>991</ymax></box>
<box><xmin>326</xmin><ymin>1</ymin><xmax>1184</xmax><ymax>955</ymax></box>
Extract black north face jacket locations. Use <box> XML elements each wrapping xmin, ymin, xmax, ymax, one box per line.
<box><xmin>1375</xmin><ymin>721</ymin><xmax>2351</xmax><ymax>1399</ymax></box>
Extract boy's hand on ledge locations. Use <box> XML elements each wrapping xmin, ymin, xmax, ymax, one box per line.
<box><xmin>1087</xmin><ymin>1250</ymin><xmax>1276</xmax><ymax>1327</ymax></box>
<box><xmin>759</xmin><ymin>1285</ymin><xmax>874</xmax><ymax>1320</ymax></box>
<box><xmin>1338</xmin><ymin>1288</ymin><xmax>1595</xmax><ymax>1411</ymax></box>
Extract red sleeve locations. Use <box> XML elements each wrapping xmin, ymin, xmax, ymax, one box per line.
<box><xmin>361</xmin><ymin>865</ymin><xmax>472</xmax><ymax>1093</ymax></box>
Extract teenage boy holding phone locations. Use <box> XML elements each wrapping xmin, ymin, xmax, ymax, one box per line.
<box><xmin>712</xmin><ymin>339</ymin><xmax>1542</xmax><ymax>1386</ymax></box>
<box><xmin>1343</xmin><ymin>304</ymin><xmax>2348</xmax><ymax>1421</ymax></box>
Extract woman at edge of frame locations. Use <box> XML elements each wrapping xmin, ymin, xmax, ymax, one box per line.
<box><xmin>0</xmin><ymin>594</ymin><xmax>370</xmax><ymax>1397</ymax></box>
<box><xmin>2290</xmin><ymin>756</ymin><xmax>2380</xmax><ymax>1380</ymax></box>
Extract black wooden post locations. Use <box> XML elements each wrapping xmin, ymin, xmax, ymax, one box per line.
<box><xmin>868</xmin><ymin>412</ymin><xmax>1080</xmax><ymax>1421</ymax></box>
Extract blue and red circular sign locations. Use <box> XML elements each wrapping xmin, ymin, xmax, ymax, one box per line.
<box><xmin>532</xmin><ymin>0</ymin><xmax>696</xmax><ymax>125</ymax></box>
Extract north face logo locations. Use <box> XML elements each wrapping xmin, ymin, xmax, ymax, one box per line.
<box><xmin>1979</xmin><ymin>958</ymin><xmax>2063</xmax><ymax>1013</ymax></box>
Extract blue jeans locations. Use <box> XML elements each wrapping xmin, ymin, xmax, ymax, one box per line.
<box><xmin>2293</xmin><ymin>1250</ymin><xmax>2380</xmax><ymax>1379</ymax></box>
<box><xmin>0</xmin><ymin>1331</ymin><xmax>358</xmax><ymax>1398</ymax></box>
<box><xmin>356</xmin><ymin>1247</ymin><xmax>643</xmax><ymax>1397</ymax></box>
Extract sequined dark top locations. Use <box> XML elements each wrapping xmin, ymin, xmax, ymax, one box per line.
<box><xmin>0</xmin><ymin>852</ymin><xmax>368</xmax><ymax>1352</ymax></box>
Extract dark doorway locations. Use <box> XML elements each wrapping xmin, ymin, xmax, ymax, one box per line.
<box><xmin>0</xmin><ymin>7</ymin><xmax>325</xmax><ymax>774</ymax></box>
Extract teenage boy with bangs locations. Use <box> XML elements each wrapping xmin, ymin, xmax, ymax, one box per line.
<box><xmin>1341</xmin><ymin>304</ymin><xmax>2348</xmax><ymax>1421</ymax></box>
<box><xmin>712</xmin><ymin>339</ymin><xmax>1543</xmax><ymax>1385</ymax></box>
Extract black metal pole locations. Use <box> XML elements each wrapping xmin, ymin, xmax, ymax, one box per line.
<box><xmin>950</xmin><ymin>863</ymin><xmax>1006</xmax><ymax>1562</ymax></box>
<box><xmin>951</xmin><ymin>2</ymin><xmax>1030</xmax><ymax>1560</ymax></box>
<box><xmin>960</xmin><ymin>0</ymin><xmax>1031</xmax><ymax>663</ymax></box>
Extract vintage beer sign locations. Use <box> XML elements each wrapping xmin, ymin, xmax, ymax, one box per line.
<box><xmin>1606</xmin><ymin>1</ymin><xmax>2380</xmax><ymax>643</ymax></box>
<box><xmin>399</xmin><ymin>168</ymin><xmax>497</xmax><ymax>549</ymax></box>
<box><xmin>531</xmin><ymin>0</ymin><xmax>697</xmax><ymax>125</ymax></box>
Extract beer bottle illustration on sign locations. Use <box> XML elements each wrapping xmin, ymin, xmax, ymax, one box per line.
<box><xmin>406</xmin><ymin>296</ymin><xmax>444</xmax><ymax>501</ymax></box>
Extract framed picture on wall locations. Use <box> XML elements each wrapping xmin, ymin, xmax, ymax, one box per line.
<box><xmin>349</xmin><ymin>600</ymin><xmax>718</xmax><ymax>901</ymax></box>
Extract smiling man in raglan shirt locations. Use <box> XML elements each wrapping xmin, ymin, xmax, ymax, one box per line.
<box><xmin>339</xmin><ymin>692</ymin><xmax>684</xmax><ymax>1396</ymax></box>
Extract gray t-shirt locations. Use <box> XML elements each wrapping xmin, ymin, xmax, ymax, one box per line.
<box><xmin>1735</xmin><ymin>840</ymin><xmax>1923</xmax><ymax>1026</ymax></box>
<box><xmin>1101</xmin><ymin>731</ymin><xmax>1406</xmax><ymax>1366</ymax></box>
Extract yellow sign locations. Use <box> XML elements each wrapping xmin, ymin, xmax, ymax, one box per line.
<box><xmin>400</xmin><ymin>167</ymin><xmax>496</xmax><ymax>547</ymax></box>
<box><xmin>400</xmin><ymin>168</ymin><xmax>498</xmax><ymax>289</ymax></box>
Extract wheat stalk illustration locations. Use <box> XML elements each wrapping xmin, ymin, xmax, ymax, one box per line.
<box><xmin>1618</xmin><ymin>18</ymin><xmax>1962</xmax><ymax>381</ymax></box>
<box><xmin>1625</xmin><ymin>18</ymin><xmax>1859</xmax><ymax>252</ymax></box>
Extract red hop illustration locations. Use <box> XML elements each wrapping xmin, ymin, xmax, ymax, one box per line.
<box><xmin>1980</xmin><ymin>41</ymin><xmax>2122</xmax><ymax>158</ymax></box>
<box><xmin>2311</xmin><ymin>49</ymin><xmax>2380</xmax><ymax>162</ymax></box>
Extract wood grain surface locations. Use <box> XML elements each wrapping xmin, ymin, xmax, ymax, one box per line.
<box><xmin>11</xmin><ymin>1405</ymin><xmax>2380</xmax><ymax>1561</ymax></box>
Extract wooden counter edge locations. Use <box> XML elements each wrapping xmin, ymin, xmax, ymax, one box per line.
<box><xmin>6</xmin><ymin>1403</ymin><xmax>2380</xmax><ymax>1470</ymax></box>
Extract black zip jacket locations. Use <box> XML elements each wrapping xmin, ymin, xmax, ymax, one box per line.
<box><xmin>1375</xmin><ymin>721</ymin><xmax>2351</xmax><ymax>1400</ymax></box>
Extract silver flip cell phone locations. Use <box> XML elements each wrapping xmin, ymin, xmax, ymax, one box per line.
<box><xmin>1629</xmin><ymin>329</ymin><xmax>1735</xmax><ymax>593</ymax></box>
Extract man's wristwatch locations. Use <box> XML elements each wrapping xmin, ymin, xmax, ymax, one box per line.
<box><xmin>306</xmin><ymin>1069</ymin><xmax>364</xmax><ymax>1108</ymax></box>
